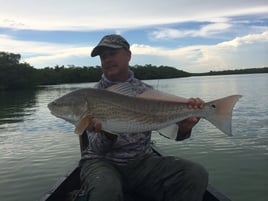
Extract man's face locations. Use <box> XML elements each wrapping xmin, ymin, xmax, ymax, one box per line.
<box><xmin>99</xmin><ymin>48</ymin><xmax>131</xmax><ymax>82</ymax></box>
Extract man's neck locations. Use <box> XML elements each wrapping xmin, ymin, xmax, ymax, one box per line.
<box><xmin>103</xmin><ymin>70</ymin><xmax>134</xmax><ymax>83</ymax></box>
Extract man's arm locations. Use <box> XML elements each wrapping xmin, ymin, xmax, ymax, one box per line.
<box><xmin>85</xmin><ymin>118</ymin><xmax>117</xmax><ymax>154</ymax></box>
<box><xmin>175</xmin><ymin>97</ymin><xmax>204</xmax><ymax>141</ymax></box>
<box><xmin>176</xmin><ymin>117</ymin><xmax>200</xmax><ymax>141</ymax></box>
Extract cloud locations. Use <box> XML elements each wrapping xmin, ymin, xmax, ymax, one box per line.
<box><xmin>219</xmin><ymin>31</ymin><xmax>268</xmax><ymax>47</ymax></box>
<box><xmin>25</xmin><ymin>47</ymin><xmax>91</xmax><ymax>67</ymax></box>
<box><xmin>0</xmin><ymin>0</ymin><xmax>267</xmax><ymax>30</ymax></box>
<box><xmin>184</xmin><ymin>31</ymin><xmax>268</xmax><ymax>71</ymax></box>
<box><xmin>132</xmin><ymin>31</ymin><xmax>268</xmax><ymax>72</ymax></box>
<box><xmin>151</xmin><ymin>22</ymin><xmax>232</xmax><ymax>39</ymax></box>
<box><xmin>1</xmin><ymin>30</ymin><xmax>267</xmax><ymax>72</ymax></box>
<box><xmin>1</xmin><ymin>0</ymin><xmax>267</xmax><ymax>73</ymax></box>
<box><xmin>198</xmin><ymin>23</ymin><xmax>232</xmax><ymax>37</ymax></box>
<box><xmin>0</xmin><ymin>34</ymin><xmax>93</xmax><ymax>67</ymax></box>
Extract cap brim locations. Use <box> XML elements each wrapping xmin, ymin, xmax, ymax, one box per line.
<box><xmin>91</xmin><ymin>44</ymin><xmax>123</xmax><ymax>57</ymax></box>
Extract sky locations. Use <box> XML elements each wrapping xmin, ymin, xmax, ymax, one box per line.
<box><xmin>0</xmin><ymin>0</ymin><xmax>268</xmax><ymax>73</ymax></box>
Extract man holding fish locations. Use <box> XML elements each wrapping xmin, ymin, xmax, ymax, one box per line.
<box><xmin>80</xmin><ymin>34</ymin><xmax>208</xmax><ymax>201</ymax></box>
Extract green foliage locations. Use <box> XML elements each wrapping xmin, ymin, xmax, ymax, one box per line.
<box><xmin>0</xmin><ymin>52</ymin><xmax>103</xmax><ymax>89</ymax></box>
<box><xmin>0</xmin><ymin>52</ymin><xmax>21</xmax><ymax>65</ymax></box>
<box><xmin>36</xmin><ymin>65</ymin><xmax>103</xmax><ymax>85</ymax></box>
<box><xmin>130</xmin><ymin>64</ymin><xmax>190</xmax><ymax>80</ymax></box>
<box><xmin>1</xmin><ymin>51</ymin><xmax>267</xmax><ymax>90</ymax></box>
<box><xmin>0</xmin><ymin>52</ymin><xmax>37</xmax><ymax>89</ymax></box>
<box><xmin>192</xmin><ymin>67</ymin><xmax>268</xmax><ymax>76</ymax></box>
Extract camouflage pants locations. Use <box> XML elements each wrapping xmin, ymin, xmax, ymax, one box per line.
<box><xmin>80</xmin><ymin>154</ymin><xmax>208</xmax><ymax>201</ymax></box>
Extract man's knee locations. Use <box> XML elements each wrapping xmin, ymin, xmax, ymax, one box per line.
<box><xmin>88</xmin><ymin>172</ymin><xmax>123</xmax><ymax>201</ymax></box>
<box><xmin>80</xmin><ymin>159</ymin><xmax>123</xmax><ymax>201</ymax></box>
<box><xmin>167</xmin><ymin>159</ymin><xmax>208</xmax><ymax>201</ymax></box>
<box><xmin>187</xmin><ymin>162</ymin><xmax>209</xmax><ymax>190</ymax></box>
<box><xmin>167</xmin><ymin>157</ymin><xmax>208</xmax><ymax>190</ymax></box>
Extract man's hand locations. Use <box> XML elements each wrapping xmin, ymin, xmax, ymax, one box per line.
<box><xmin>86</xmin><ymin>117</ymin><xmax>117</xmax><ymax>140</ymax></box>
<box><xmin>176</xmin><ymin>97</ymin><xmax>204</xmax><ymax>140</ymax></box>
<box><xmin>86</xmin><ymin>117</ymin><xmax>102</xmax><ymax>132</ymax></box>
<box><xmin>187</xmin><ymin>97</ymin><xmax>204</xmax><ymax>110</ymax></box>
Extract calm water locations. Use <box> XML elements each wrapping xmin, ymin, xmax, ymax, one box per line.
<box><xmin>0</xmin><ymin>74</ymin><xmax>267</xmax><ymax>201</ymax></box>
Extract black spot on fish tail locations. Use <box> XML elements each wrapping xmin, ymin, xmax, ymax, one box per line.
<box><xmin>211</xmin><ymin>104</ymin><xmax>216</xmax><ymax>108</ymax></box>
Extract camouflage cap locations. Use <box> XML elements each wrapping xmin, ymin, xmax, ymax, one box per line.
<box><xmin>91</xmin><ymin>34</ymin><xmax>130</xmax><ymax>57</ymax></box>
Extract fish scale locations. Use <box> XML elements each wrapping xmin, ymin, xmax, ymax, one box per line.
<box><xmin>48</xmin><ymin>85</ymin><xmax>242</xmax><ymax>138</ymax></box>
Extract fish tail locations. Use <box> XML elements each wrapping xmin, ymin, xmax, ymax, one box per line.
<box><xmin>205</xmin><ymin>95</ymin><xmax>242</xmax><ymax>136</ymax></box>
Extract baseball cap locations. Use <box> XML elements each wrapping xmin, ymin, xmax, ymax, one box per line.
<box><xmin>91</xmin><ymin>34</ymin><xmax>130</xmax><ymax>57</ymax></box>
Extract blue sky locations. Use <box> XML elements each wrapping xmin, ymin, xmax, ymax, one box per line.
<box><xmin>0</xmin><ymin>0</ymin><xmax>267</xmax><ymax>73</ymax></box>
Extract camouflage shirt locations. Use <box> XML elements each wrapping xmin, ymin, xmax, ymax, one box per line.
<box><xmin>81</xmin><ymin>71</ymin><xmax>154</xmax><ymax>165</ymax></box>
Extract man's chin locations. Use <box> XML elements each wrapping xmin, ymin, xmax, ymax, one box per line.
<box><xmin>105</xmin><ymin>70</ymin><xmax>119</xmax><ymax>80</ymax></box>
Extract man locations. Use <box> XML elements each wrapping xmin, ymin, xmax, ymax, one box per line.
<box><xmin>80</xmin><ymin>34</ymin><xmax>208</xmax><ymax>201</ymax></box>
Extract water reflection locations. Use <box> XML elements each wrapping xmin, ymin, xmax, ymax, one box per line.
<box><xmin>0</xmin><ymin>74</ymin><xmax>267</xmax><ymax>201</ymax></box>
<box><xmin>0</xmin><ymin>90</ymin><xmax>37</xmax><ymax>125</ymax></box>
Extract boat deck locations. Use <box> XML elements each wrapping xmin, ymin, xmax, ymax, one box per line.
<box><xmin>40</xmin><ymin>132</ymin><xmax>232</xmax><ymax>201</ymax></box>
<box><xmin>40</xmin><ymin>164</ymin><xmax>231</xmax><ymax>201</ymax></box>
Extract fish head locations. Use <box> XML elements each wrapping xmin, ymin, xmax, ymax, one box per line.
<box><xmin>47</xmin><ymin>91</ymin><xmax>88</xmax><ymax>124</ymax></box>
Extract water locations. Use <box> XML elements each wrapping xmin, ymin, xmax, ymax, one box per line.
<box><xmin>0</xmin><ymin>74</ymin><xmax>267</xmax><ymax>201</ymax></box>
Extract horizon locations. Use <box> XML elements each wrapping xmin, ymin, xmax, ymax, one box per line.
<box><xmin>0</xmin><ymin>0</ymin><xmax>268</xmax><ymax>73</ymax></box>
<box><xmin>24</xmin><ymin>61</ymin><xmax>268</xmax><ymax>74</ymax></box>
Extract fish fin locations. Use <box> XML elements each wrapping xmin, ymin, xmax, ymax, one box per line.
<box><xmin>138</xmin><ymin>89</ymin><xmax>189</xmax><ymax>103</ymax></box>
<box><xmin>107</xmin><ymin>83</ymin><xmax>189</xmax><ymax>103</ymax></box>
<box><xmin>75</xmin><ymin>117</ymin><xmax>91</xmax><ymax>135</ymax></box>
<box><xmin>157</xmin><ymin>124</ymin><xmax>179</xmax><ymax>140</ymax></box>
<box><xmin>205</xmin><ymin>95</ymin><xmax>242</xmax><ymax>136</ymax></box>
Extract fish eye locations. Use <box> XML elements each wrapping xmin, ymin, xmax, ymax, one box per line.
<box><xmin>211</xmin><ymin>104</ymin><xmax>216</xmax><ymax>108</ymax></box>
<box><xmin>51</xmin><ymin>101</ymin><xmax>58</xmax><ymax>106</ymax></box>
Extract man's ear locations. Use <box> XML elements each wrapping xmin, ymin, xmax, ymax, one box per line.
<box><xmin>127</xmin><ymin>50</ymin><xmax>131</xmax><ymax>61</ymax></box>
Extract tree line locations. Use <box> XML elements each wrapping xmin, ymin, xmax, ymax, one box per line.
<box><xmin>0</xmin><ymin>51</ymin><xmax>267</xmax><ymax>90</ymax></box>
<box><xmin>0</xmin><ymin>52</ymin><xmax>190</xmax><ymax>89</ymax></box>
